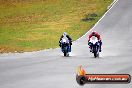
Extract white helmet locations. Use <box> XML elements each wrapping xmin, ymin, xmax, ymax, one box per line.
<box><xmin>63</xmin><ymin>32</ymin><xmax>67</xmax><ymax>36</ymax></box>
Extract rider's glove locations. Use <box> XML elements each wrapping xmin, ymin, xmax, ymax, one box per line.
<box><xmin>59</xmin><ymin>40</ymin><xmax>61</xmax><ymax>47</ymax></box>
<box><xmin>59</xmin><ymin>44</ymin><xmax>61</xmax><ymax>47</ymax></box>
<box><xmin>88</xmin><ymin>40</ymin><xmax>90</xmax><ymax>45</ymax></box>
<box><xmin>70</xmin><ymin>42</ymin><xmax>72</xmax><ymax>45</ymax></box>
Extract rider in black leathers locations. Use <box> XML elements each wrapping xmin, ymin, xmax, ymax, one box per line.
<box><xmin>59</xmin><ymin>32</ymin><xmax>72</xmax><ymax>52</ymax></box>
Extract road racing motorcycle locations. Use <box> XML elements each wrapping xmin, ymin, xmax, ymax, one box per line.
<box><xmin>89</xmin><ymin>36</ymin><xmax>100</xmax><ymax>58</ymax></box>
<box><xmin>60</xmin><ymin>37</ymin><xmax>70</xmax><ymax>56</ymax></box>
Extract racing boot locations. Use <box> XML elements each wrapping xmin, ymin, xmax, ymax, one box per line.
<box><xmin>99</xmin><ymin>46</ymin><xmax>101</xmax><ymax>52</ymax></box>
<box><xmin>99</xmin><ymin>40</ymin><xmax>102</xmax><ymax>52</ymax></box>
<box><xmin>89</xmin><ymin>46</ymin><xmax>92</xmax><ymax>52</ymax></box>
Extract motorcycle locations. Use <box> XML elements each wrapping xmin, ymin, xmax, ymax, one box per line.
<box><xmin>60</xmin><ymin>38</ymin><xmax>70</xmax><ymax>56</ymax></box>
<box><xmin>89</xmin><ymin>36</ymin><xmax>100</xmax><ymax>58</ymax></box>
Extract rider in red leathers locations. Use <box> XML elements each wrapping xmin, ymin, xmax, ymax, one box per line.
<box><xmin>88</xmin><ymin>31</ymin><xmax>102</xmax><ymax>52</ymax></box>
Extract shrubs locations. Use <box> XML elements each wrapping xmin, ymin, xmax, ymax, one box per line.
<box><xmin>82</xmin><ymin>13</ymin><xmax>98</xmax><ymax>22</ymax></box>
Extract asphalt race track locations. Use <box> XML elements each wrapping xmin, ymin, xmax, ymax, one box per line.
<box><xmin>0</xmin><ymin>0</ymin><xmax>132</xmax><ymax>88</ymax></box>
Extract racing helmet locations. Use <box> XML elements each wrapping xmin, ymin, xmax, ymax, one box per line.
<box><xmin>92</xmin><ymin>31</ymin><xmax>96</xmax><ymax>36</ymax></box>
<box><xmin>63</xmin><ymin>32</ymin><xmax>67</xmax><ymax>36</ymax></box>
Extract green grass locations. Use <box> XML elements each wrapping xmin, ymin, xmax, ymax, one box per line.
<box><xmin>0</xmin><ymin>0</ymin><xmax>112</xmax><ymax>53</ymax></box>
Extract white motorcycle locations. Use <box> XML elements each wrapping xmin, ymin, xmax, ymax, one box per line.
<box><xmin>89</xmin><ymin>36</ymin><xmax>100</xmax><ymax>58</ymax></box>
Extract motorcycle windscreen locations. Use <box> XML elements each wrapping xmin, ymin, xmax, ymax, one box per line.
<box><xmin>61</xmin><ymin>36</ymin><xmax>69</xmax><ymax>43</ymax></box>
<box><xmin>89</xmin><ymin>36</ymin><xmax>98</xmax><ymax>44</ymax></box>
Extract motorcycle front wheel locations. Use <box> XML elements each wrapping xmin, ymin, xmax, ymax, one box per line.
<box><xmin>94</xmin><ymin>52</ymin><xmax>97</xmax><ymax>58</ymax></box>
<box><xmin>64</xmin><ymin>52</ymin><xmax>67</xmax><ymax>56</ymax></box>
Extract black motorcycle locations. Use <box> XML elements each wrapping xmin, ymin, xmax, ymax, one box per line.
<box><xmin>60</xmin><ymin>38</ymin><xmax>70</xmax><ymax>56</ymax></box>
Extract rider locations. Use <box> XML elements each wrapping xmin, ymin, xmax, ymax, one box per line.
<box><xmin>59</xmin><ymin>32</ymin><xmax>72</xmax><ymax>52</ymax></box>
<box><xmin>88</xmin><ymin>31</ymin><xmax>102</xmax><ymax>52</ymax></box>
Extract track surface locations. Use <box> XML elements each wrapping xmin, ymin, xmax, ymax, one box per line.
<box><xmin>0</xmin><ymin>0</ymin><xmax>132</xmax><ymax>88</ymax></box>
